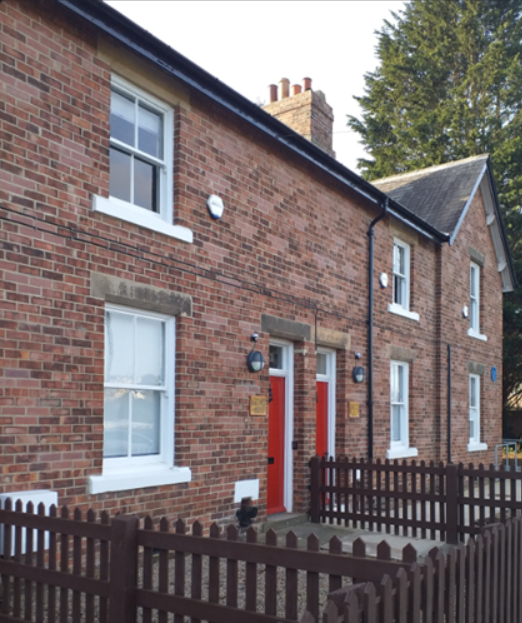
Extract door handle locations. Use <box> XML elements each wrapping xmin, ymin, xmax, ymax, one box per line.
<box><xmin>267</xmin><ymin>457</ymin><xmax>274</xmax><ymax>464</ymax></box>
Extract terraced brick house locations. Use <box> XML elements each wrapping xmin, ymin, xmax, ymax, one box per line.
<box><xmin>0</xmin><ymin>0</ymin><xmax>515</xmax><ymax>526</ymax></box>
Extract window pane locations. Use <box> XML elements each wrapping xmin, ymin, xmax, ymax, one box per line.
<box><xmin>111</xmin><ymin>90</ymin><xmax>135</xmax><ymax>146</ymax></box>
<box><xmin>136</xmin><ymin>317</ymin><xmax>164</xmax><ymax>385</ymax></box>
<box><xmin>394</xmin><ymin>275</ymin><xmax>406</xmax><ymax>306</ymax></box>
<box><xmin>470</xmin><ymin>418</ymin><xmax>475</xmax><ymax>440</ymax></box>
<box><xmin>470</xmin><ymin>377</ymin><xmax>476</xmax><ymax>407</ymax></box>
<box><xmin>390</xmin><ymin>364</ymin><xmax>399</xmax><ymax>403</ymax></box>
<box><xmin>104</xmin><ymin>388</ymin><xmax>129</xmax><ymax>458</ymax></box>
<box><xmin>470</xmin><ymin>299</ymin><xmax>478</xmax><ymax>330</ymax></box>
<box><xmin>391</xmin><ymin>405</ymin><xmax>402</xmax><ymax>442</ymax></box>
<box><xmin>269</xmin><ymin>346</ymin><xmax>283</xmax><ymax>370</ymax></box>
<box><xmin>470</xmin><ymin>265</ymin><xmax>477</xmax><ymax>297</ymax></box>
<box><xmin>138</xmin><ymin>105</ymin><xmax>162</xmax><ymax>158</ymax></box>
<box><xmin>397</xmin><ymin>365</ymin><xmax>404</xmax><ymax>402</ymax></box>
<box><xmin>316</xmin><ymin>353</ymin><xmax>327</xmax><ymax>375</ymax></box>
<box><xmin>105</xmin><ymin>311</ymin><xmax>134</xmax><ymax>384</ymax></box>
<box><xmin>131</xmin><ymin>390</ymin><xmax>160</xmax><ymax>456</ymax></box>
<box><xmin>109</xmin><ymin>147</ymin><xmax>132</xmax><ymax>203</ymax></box>
<box><xmin>394</xmin><ymin>245</ymin><xmax>405</xmax><ymax>275</ymax></box>
<box><xmin>134</xmin><ymin>157</ymin><xmax>157</xmax><ymax>212</ymax></box>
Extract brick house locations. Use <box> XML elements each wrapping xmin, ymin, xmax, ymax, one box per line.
<box><xmin>0</xmin><ymin>0</ymin><xmax>515</xmax><ymax>526</ymax></box>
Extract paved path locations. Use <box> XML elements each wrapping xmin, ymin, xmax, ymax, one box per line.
<box><xmin>261</xmin><ymin>513</ymin><xmax>446</xmax><ymax>561</ymax></box>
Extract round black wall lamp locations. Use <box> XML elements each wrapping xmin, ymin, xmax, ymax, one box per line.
<box><xmin>247</xmin><ymin>350</ymin><xmax>265</xmax><ymax>373</ymax></box>
<box><xmin>352</xmin><ymin>366</ymin><xmax>365</xmax><ymax>383</ymax></box>
<box><xmin>246</xmin><ymin>333</ymin><xmax>265</xmax><ymax>373</ymax></box>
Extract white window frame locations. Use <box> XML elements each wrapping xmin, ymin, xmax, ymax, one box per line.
<box><xmin>88</xmin><ymin>304</ymin><xmax>190</xmax><ymax>494</ymax></box>
<box><xmin>468</xmin><ymin>374</ymin><xmax>487</xmax><ymax>452</ymax></box>
<box><xmin>468</xmin><ymin>261</ymin><xmax>487</xmax><ymax>341</ymax></box>
<box><xmin>316</xmin><ymin>348</ymin><xmax>336</xmax><ymax>459</ymax></box>
<box><xmin>93</xmin><ymin>76</ymin><xmax>192</xmax><ymax>244</ymax></box>
<box><xmin>386</xmin><ymin>361</ymin><xmax>418</xmax><ymax>460</ymax></box>
<box><xmin>388</xmin><ymin>239</ymin><xmax>419</xmax><ymax>322</ymax></box>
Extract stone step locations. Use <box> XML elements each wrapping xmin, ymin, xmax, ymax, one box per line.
<box><xmin>258</xmin><ymin>512</ymin><xmax>308</xmax><ymax>534</ymax></box>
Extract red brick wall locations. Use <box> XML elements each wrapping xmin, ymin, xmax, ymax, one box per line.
<box><xmin>0</xmin><ymin>0</ymin><xmax>504</xmax><ymax>527</ymax></box>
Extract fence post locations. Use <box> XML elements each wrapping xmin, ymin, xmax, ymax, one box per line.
<box><xmin>309</xmin><ymin>456</ymin><xmax>321</xmax><ymax>523</ymax></box>
<box><xmin>109</xmin><ymin>514</ymin><xmax>139</xmax><ymax>623</ymax></box>
<box><xmin>446</xmin><ymin>463</ymin><xmax>458</xmax><ymax>545</ymax></box>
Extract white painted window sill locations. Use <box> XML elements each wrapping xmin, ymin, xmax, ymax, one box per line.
<box><xmin>88</xmin><ymin>466</ymin><xmax>192</xmax><ymax>495</ymax></box>
<box><xmin>467</xmin><ymin>442</ymin><xmax>488</xmax><ymax>452</ymax></box>
<box><xmin>386</xmin><ymin>447</ymin><xmax>418</xmax><ymax>460</ymax></box>
<box><xmin>467</xmin><ymin>328</ymin><xmax>487</xmax><ymax>342</ymax></box>
<box><xmin>387</xmin><ymin>303</ymin><xmax>420</xmax><ymax>322</ymax></box>
<box><xmin>93</xmin><ymin>195</ymin><xmax>193</xmax><ymax>244</ymax></box>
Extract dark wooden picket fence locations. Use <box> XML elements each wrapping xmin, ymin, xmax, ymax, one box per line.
<box><xmin>0</xmin><ymin>496</ymin><xmax>522</xmax><ymax>622</ymax></box>
<box><xmin>0</xmin><ymin>498</ymin><xmax>410</xmax><ymax>623</ymax></box>
<box><xmin>309</xmin><ymin>456</ymin><xmax>522</xmax><ymax>543</ymax></box>
<box><xmin>317</xmin><ymin>517</ymin><xmax>522</xmax><ymax>623</ymax></box>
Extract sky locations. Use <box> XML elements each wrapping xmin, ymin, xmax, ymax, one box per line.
<box><xmin>106</xmin><ymin>1</ymin><xmax>407</xmax><ymax>172</ymax></box>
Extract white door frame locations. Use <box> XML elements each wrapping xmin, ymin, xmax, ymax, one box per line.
<box><xmin>316</xmin><ymin>348</ymin><xmax>336</xmax><ymax>458</ymax></box>
<box><xmin>269</xmin><ymin>339</ymin><xmax>294</xmax><ymax>513</ymax></box>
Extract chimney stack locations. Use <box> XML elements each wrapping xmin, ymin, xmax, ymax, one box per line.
<box><xmin>262</xmin><ymin>77</ymin><xmax>335</xmax><ymax>158</ymax></box>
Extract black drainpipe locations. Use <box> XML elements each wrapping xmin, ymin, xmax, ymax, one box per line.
<box><xmin>448</xmin><ymin>344</ymin><xmax>451</xmax><ymax>463</ymax></box>
<box><xmin>367</xmin><ymin>198</ymin><xmax>389</xmax><ymax>460</ymax></box>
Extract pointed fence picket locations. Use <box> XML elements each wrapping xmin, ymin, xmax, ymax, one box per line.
<box><xmin>0</xmin><ymin>496</ymin><xmax>521</xmax><ymax>622</ymax></box>
<box><xmin>310</xmin><ymin>456</ymin><xmax>522</xmax><ymax>543</ymax></box>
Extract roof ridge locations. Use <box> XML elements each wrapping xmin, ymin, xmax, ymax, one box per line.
<box><xmin>373</xmin><ymin>154</ymin><xmax>489</xmax><ymax>185</ymax></box>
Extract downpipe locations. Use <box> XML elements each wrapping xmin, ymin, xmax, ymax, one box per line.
<box><xmin>367</xmin><ymin>198</ymin><xmax>388</xmax><ymax>459</ymax></box>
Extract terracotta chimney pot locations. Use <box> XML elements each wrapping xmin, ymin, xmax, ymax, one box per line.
<box><xmin>268</xmin><ymin>84</ymin><xmax>278</xmax><ymax>103</ymax></box>
<box><xmin>302</xmin><ymin>77</ymin><xmax>312</xmax><ymax>91</ymax></box>
<box><xmin>292</xmin><ymin>84</ymin><xmax>302</xmax><ymax>96</ymax></box>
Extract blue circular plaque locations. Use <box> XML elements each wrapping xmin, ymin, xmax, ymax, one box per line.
<box><xmin>491</xmin><ymin>366</ymin><xmax>497</xmax><ymax>382</ymax></box>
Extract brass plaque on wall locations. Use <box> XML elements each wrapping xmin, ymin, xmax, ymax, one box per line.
<box><xmin>348</xmin><ymin>402</ymin><xmax>360</xmax><ymax>418</ymax></box>
<box><xmin>250</xmin><ymin>396</ymin><xmax>267</xmax><ymax>416</ymax></box>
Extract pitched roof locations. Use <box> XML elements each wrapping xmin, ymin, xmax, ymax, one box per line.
<box><xmin>373</xmin><ymin>155</ymin><xmax>489</xmax><ymax>236</ymax></box>
<box><xmin>373</xmin><ymin>155</ymin><xmax>515</xmax><ymax>292</ymax></box>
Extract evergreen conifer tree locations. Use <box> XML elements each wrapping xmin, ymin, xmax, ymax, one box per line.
<box><xmin>349</xmin><ymin>0</ymin><xmax>522</xmax><ymax>419</ymax></box>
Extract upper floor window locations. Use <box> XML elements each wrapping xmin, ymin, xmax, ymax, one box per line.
<box><xmin>109</xmin><ymin>77</ymin><xmax>173</xmax><ymax>219</ymax></box>
<box><xmin>393</xmin><ymin>241</ymin><xmax>408</xmax><ymax>307</ymax></box>
<box><xmin>468</xmin><ymin>261</ymin><xmax>487</xmax><ymax>341</ymax></box>
<box><xmin>92</xmin><ymin>77</ymin><xmax>193</xmax><ymax>243</ymax></box>
<box><xmin>388</xmin><ymin>239</ymin><xmax>419</xmax><ymax>322</ymax></box>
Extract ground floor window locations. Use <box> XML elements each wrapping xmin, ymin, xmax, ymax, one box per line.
<box><xmin>103</xmin><ymin>305</ymin><xmax>175</xmax><ymax>469</ymax></box>
<box><xmin>469</xmin><ymin>374</ymin><xmax>479</xmax><ymax>444</ymax></box>
<box><xmin>387</xmin><ymin>360</ymin><xmax>417</xmax><ymax>460</ymax></box>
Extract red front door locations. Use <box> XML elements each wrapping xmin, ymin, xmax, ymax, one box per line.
<box><xmin>267</xmin><ymin>376</ymin><xmax>286</xmax><ymax>514</ymax></box>
<box><xmin>316</xmin><ymin>381</ymin><xmax>328</xmax><ymax>458</ymax></box>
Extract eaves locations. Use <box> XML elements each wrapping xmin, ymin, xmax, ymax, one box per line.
<box><xmin>57</xmin><ymin>0</ymin><xmax>449</xmax><ymax>245</ymax></box>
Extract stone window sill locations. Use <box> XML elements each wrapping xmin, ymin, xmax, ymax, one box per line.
<box><xmin>88</xmin><ymin>466</ymin><xmax>192</xmax><ymax>495</ymax></box>
<box><xmin>386</xmin><ymin>447</ymin><xmax>418</xmax><ymax>460</ymax></box>
<box><xmin>387</xmin><ymin>303</ymin><xmax>420</xmax><ymax>322</ymax></box>
<box><xmin>467</xmin><ymin>442</ymin><xmax>488</xmax><ymax>452</ymax></box>
<box><xmin>467</xmin><ymin>328</ymin><xmax>487</xmax><ymax>342</ymax></box>
<box><xmin>93</xmin><ymin>195</ymin><xmax>193</xmax><ymax>244</ymax></box>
